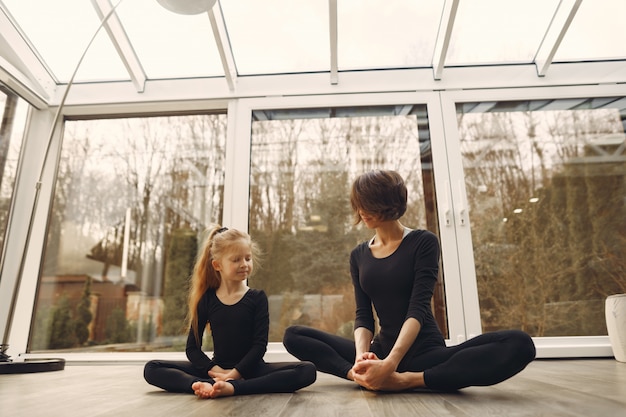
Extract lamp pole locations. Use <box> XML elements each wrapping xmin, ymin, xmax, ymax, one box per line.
<box><xmin>0</xmin><ymin>0</ymin><xmax>125</xmax><ymax>373</ymax></box>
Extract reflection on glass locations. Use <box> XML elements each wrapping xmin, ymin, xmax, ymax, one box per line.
<box><xmin>29</xmin><ymin>114</ymin><xmax>227</xmax><ymax>352</ymax></box>
<box><xmin>249</xmin><ymin>105</ymin><xmax>447</xmax><ymax>342</ymax></box>
<box><xmin>457</xmin><ymin>98</ymin><xmax>626</xmax><ymax>337</ymax></box>
<box><xmin>0</xmin><ymin>87</ymin><xmax>28</xmax><ymax>264</ymax></box>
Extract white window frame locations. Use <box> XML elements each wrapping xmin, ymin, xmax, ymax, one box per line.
<box><xmin>2</xmin><ymin>65</ymin><xmax>624</xmax><ymax>362</ymax></box>
<box><xmin>439</xmin><ymin>83</ymin><xmax>626</xmax><ymax>358</ymax></box>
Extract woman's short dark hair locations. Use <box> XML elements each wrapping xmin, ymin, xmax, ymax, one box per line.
<box><xmin>350</xmin><ymin>170</ymin><xmax>407</xmax><ymax>225</ymax></box>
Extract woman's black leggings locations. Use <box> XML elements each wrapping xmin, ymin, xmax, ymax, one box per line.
<box><xmin>144</xmin><ymin>359</ymin><xmax>316</xmax><ymax>396</ymax></box>
<box><xmin>283</xmin><ymin>325</ymin><xmax>535</xmax><ymax>391</ymax></box>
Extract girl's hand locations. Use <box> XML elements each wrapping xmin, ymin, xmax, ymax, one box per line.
<box><xmin>209</xmin><ymin>367</ymin><xmax>242</xmax><ymax>382</ymax></box>
<box><xmin>208</xmin><ymin>365</ymin><xmax>226</xmax><ymax>375</ymax></box>
<box><xmin>208</xmin><ymin>365</ymin><xmax>228</xmax><ymax>380</ymax></box>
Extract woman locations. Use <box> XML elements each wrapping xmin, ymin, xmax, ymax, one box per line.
<box><xmin>283</xmin><ymin>170</ymin><xmax>535</xmax><ymax>391</ymax></box>
<box><xmin>144</xmin><ymin>226</ymin><xmax>316</xmax><ymax>398</ymax></box>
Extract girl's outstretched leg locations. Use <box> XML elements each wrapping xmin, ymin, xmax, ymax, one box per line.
<box><xmin>229</xmin><ymin>361</ymin><xmax>316</xmax><ymax>396</ymax></box>
<box><xmin>144</xmin><ymin>360</ymin><xmax>213</xmax><ymax>394</ymax></box>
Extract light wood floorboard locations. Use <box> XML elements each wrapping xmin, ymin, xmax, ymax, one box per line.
<box><xmin>1</xmin><ymin>359</ymin><xmax>625</xmax><ymax>417</ymax></box>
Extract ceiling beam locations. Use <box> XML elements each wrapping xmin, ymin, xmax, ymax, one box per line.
<box><xmin>0</xmin><ymin>5</ymin><xmax>53</xmax><ymax>102</ymax></box>
<box><xmin>51</xmin><ymin>62</ymin><xmax>626</xmax><ymax>109</ymax></box>
<box><xmin>534</xmin><ymin>0</ymin><xmax>582</xmax><ymax>77</ymax></box>
<box><xmin>0</xmin><ymin>56</ymin><xmax>48</xmax><ymax>109</ymax></box>
<box><xmin>207</xmin><ymin>0</ymin><xmax>237</xmax><ymax>91</ymax></box>
<box><xmin>329</xmin><ymin>0</ymin><xmax>338</xmax><ymax>85</ymax></box>
<box><xmin>431</xmin><ymin>0</ymin><xmax>459</xmax><ymax>81</ymax></box>
<box><xmin>91</xmin><ymin>0</ymin><xmax>147</xmax><ymax>93</ymax></box>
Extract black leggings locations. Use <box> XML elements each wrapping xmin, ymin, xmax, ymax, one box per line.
<box><xmin>144</xmin><ymin>359</ymin><xmax>316</xmax><ymax>396</ymax></box>
<box><xmin>283</xmin><ymin>325</ymin><xmax>535</xmax><ymax>391</ymax></box>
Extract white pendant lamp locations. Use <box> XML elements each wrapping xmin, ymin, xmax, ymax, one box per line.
<box><xmin>156</xmin><ymin>0</ymin><xmax>217</xmax><ymax>15</ymax></box>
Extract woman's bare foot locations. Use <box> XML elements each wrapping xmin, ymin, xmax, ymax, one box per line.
<box><xmin>209</xmin><ymin>380</ymin><xmax>235</xmax><ymax>398</ymax></box>
<box><xmin>191</xmin><ymin>381</ymin><xmax>213</xmax><ymax>399</ymax></box>
<box><xmin>347</xmin><ymin>369</ymin><xmax>355</xmax><ymax>381</ymax></box>
<box><xmin>378</xmin><ymin>371</ymin><xmax>425</xmax><ymax>391</ymax></box>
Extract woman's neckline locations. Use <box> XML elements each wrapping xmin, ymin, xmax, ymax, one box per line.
<box><xmin>368</xmin><ymin>227</ymin><xmax>412</xmax><ymax>259</ymax></box>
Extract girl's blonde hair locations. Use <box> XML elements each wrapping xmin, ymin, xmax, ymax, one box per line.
<box><xmin>187</xmin><ymin>225</ymin><xmax>260</xmax><ymax>345</ymax></box>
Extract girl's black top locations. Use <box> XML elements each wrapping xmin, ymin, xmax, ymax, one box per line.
<box><xmin>185</xmin><ymin>288</ymin><xmax>269</xmax><ymax>379</ymax></box>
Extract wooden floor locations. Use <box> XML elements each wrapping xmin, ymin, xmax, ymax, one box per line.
<box><xmin>1</xmin><ymin>359</ymin><xmax>625</xmax><ymax>417</ymax></box>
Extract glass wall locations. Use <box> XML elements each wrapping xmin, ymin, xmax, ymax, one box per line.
<box><xmin>28</xmin><ymin>113</ymin><xmax>227</xmax><ymax>352</ymax></box>
<box><xmin>12</xmin><ymin>90</ymin><xmax>623</xmax><ymax>358</ymax></box>
<box><xmin>0</xmin><ymin>87</ymin><xmax>28</xmax><ymax>268</ymax></box>
<box><xmin>456</xmin><ymin>97</ymin><xmax>626</xmax><ymax>337</ymax></box>
<box><xmin>248</xmin><ymin>105</ymin><xmax>448</xmax><ymax>342</ymax></box>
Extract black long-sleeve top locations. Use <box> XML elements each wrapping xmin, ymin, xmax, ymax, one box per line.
<box><xmin>350</xmin><ymin>229</ymin><xmax>445</xmax><ymax>360</ymax></box>
<box><xmin>185</xmin><ymin>288</ymin><xmax>269</xmax><ymax>379</ymax></box>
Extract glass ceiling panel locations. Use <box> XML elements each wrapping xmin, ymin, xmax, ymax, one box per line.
<box><xmin>221</xmin><ymin>0</ymin><xmax>329</xmax><ymax>75</ymax></box>
<box><xmin>446</xmin><ymin>0</ymin><xmax>561</xmax><ymax>65</ymax></box>
<box><xmin>337</xmin><ymin>0</ymin><xmax>443</xmax><ymax>70</ymax></box>
<box><xmin>555</xmin><ymin>0</ymin><xmax>626</xmax><ymax>62</ymax></box>
<box><xmin>3</xmin><ymin>0</ymin><xmax>225</xmax><ymax>83</ymax></box>
<box><xmin>3</xmin><ymin>0</ymin><xmax>129</xmax><ymax>83</ymax></box>
<box><xmin>2</xmin><ymin>0</ymin><xmax>626</xmax><ymax>86</ymax></box>
<box><xmin>117</xmin><ymin>0</ymin><xmax>224</xmax><ymax>79</ymax></box>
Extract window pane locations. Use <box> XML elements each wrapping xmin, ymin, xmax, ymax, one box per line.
<box><xmin>447</xmin><ymin>0</ymin><xmax>560</xmax><ymax>65</ymax></box>
<box><xmin>29</xmin><ymin>114</ymin><xmax>227</xmax><ymax>352</ymax></box>
<box><xmin>2</xmin><ymin>0</ymin><xmax>129</xmax><ymax>83</ymax></box>
<box><xmin>222</xmin><ymin>0</ymin><xmax>329</xmax><ymax>75</ymax></box>
<box><xmin>249</xmin><ymin>105</ymin><xmax>448</xmax><ymax>342</ymax></box>
<box><xmin>555</xmin><ymin>0</ymin><xmax>626</xmax><ymax>62</ymax></box>
<box><xmin>0</xmin><ymin>87</ymin><xmax>28</xmax><ymax>266</ymax></box>
<box><xmin>337</xmin><ymin>0</ymin><xmax>443</xmax><ymax>70</ymax></box>
<box><xmin>457</xmin><ymin>97</ymin><xmax>626</xmax><ymax>336</ymax></box>
<box><xmin>118</xmin><ymin>0</ymin><xmax>225</xmax><ymax>79</ymax></box>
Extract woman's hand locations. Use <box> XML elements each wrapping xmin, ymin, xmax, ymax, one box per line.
<box><xmin>351</xmin><ymin>353</ymin><xmax>397</xmax><ymax>391</ymax></box>
<box><xmin>355</xmin><ymin>351</ymin><xmax>378</xmax><ymax>363</ymax></box>
<box><xmin>208</xmin><ymin>366</ymin><xmax>242</xmax><ymax>382</ymax></box>
<box><xmin>354</xmin><ymin>317</ymin><xmax>421</xmax><ymax>390</ymax></box>
<box><xmin>347</xmin><ymin>351</ymin><xmax>377</xmax><ymax>381</ymax></box>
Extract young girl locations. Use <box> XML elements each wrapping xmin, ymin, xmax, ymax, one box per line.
<box><xmin>144</xmin><ymin>226</ymin><xmax>316</xmax><ymax>398</ymax></box>
<box><xmin>283</xmin><ymin>170</ymin><xmax>535</xmax><ymax>392</ymax></box>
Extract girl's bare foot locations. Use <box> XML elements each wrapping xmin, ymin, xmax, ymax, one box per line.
<box><xmin>191</xmin><ymin>381</ymin><xmax>213</xmax><ymax>399</ymax></box>
<box><xmin>210</xmin><ymin>380</ymin><xmax>235</xmax><ymax>398</ymax></box>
